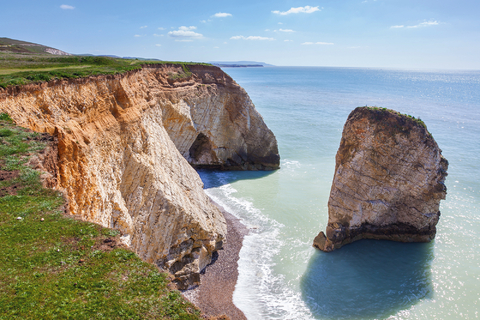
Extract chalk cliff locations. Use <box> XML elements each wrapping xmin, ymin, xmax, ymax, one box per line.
<box><xmin>0</xmin><ymin>64</ymin><xmax>279</xmax><ymax>288</ymax></box>
<box><xmin>313</xmin><ymin>107</ymin><xmax>448</xmax><ymax>252</ymax></box>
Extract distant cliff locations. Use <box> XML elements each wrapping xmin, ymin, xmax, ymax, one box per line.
<box><xmin>314</xmin><ymin>107</ymin><xmax>448</xmax><ymax>252</ymax></box>
<box><xmin>0</xmin><ymin>64</ymin><xmax>279</xmax><ymax>288</ymax></box>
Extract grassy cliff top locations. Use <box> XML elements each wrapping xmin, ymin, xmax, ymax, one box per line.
<box><xmin>0</xmin><ymin>52</ymin><xmax>211</xmax><ymax>89</ymax></box>
<box><xmin>0</xmin><ymin>113</ymin><xmax>202</xmax><ymax>319</ymax></box>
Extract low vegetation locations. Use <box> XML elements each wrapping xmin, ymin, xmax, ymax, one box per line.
<box><xmin>0</xmin><ymin>113</ymin><xmax>201</xmax><ymax>319</ymax></box>
<box><xmin>0</xmin><ymin>52</ymin><xmax>210</xmax><ymax>89</ymax></box>
<box><xmin>364</xmin><ymin>106</ymin><xmax>429</xmax><ymax>131</ymax></box>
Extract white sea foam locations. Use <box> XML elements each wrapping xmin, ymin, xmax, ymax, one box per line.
<box><xmin>202</xmin><ymin>171</ymin><xmax>314</xmax><ymax>319</ymax></box>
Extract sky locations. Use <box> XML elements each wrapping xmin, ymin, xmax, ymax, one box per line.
<box><xmin>3</xmin><ymin>0</ymin><xmax>480</xmax><ymax>69</ymax></box>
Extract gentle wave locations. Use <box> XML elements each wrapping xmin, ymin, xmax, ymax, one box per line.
<box><xmin>202</xmin><ymin>171</ymin><xmax>314</xmax><ymax>319</ymax></box>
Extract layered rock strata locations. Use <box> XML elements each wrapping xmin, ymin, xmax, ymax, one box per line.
<box><xmin>313</xmin><ymin>107</ymin><xmax>448</xmax><ymax>252</ymax></box>
<box><xmin>0</xmin><ymin>65</ymin><xmax>279</xmax><ymax>288</ymax></box>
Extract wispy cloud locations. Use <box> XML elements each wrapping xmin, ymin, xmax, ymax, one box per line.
<box><xmin>302</xmin><ymin>41</ymin><xmax>334</xmax><ymax>45</ymax></box>
<box><xmin>60</xmin><ymin>4</ymin><xmax>74</xmax><ymax>10</ymax></box>
<box><xmin>272</xmin><ymin>6</ymin><xmax>320</xmax><ymax>15</ymax></box>
<box><xmin>231</xmin><ymin>36</ymin><xmax>275</xmax><ymax>41</ymax></box>
<box><xmin>158</xmin><ymin>27</ymin><xmax>165</xmax><ymax>30</ymax></box>
<box><xmin>278</xmin><ymin>29</ymin><xmax>294</xmax><ymax>33</ymax></box>
<box><xmin>155</xmin><ymin>44</ymin><xmax>161</xmax><ymax>47</ymax></box>
<box><xmin>134</xmin><ymin>35</ymin><xmax>143</xmax><ymax>38</ymax></box>
<box><xmin>391</xmin><ymin>20</ymin><xmax>439</xmax><ymax>29</ymax></box>
<box><xmin>175</xmin><ymin>39</ymin><xmax>193</xmax><ymax>42</ymax></box>
<box><xmin>408</xmin><ymin>21</ymin><xmax>439</xmax><ymax>28</ymax></box>
<box><xmin>168</xmin><ymin>26</ymin><xmax>202</xmax><ymax>38</ymax></box>
<box><xmin>140</xmin><ymin>26</ymin><xmax>147</xmax><ymax>29</ymax></box>
<box><xmin>213</xmin><ymin>12</ymin><xmax>232</xmax><ymax>18</ymax></box>
<box><xmin>284</xmin><ymin>40</ymin><xmax>293</xmax><ymax>42</ymax></box>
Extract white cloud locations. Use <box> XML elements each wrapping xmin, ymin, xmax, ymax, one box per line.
<box><xmin>175</xmin><ymin>39</ymin><xmax>193</xmax><ymax>42</ymax></box>
<box><xmin>158</xmin><ymin>27</ymin><xmax>165</xmax><ymax>30</ymax></box>
<box><xmin>168</xmin><ymin>26</ymin><xmax>203</xmax><ymax>38</ymax></box>
<box><xmin>153</xmin><ymin>34</ymin><xmax>164</xmax><ymax>37</ymax></box>
<box><xmin>392</xmin><ymin>20</ymin><xmax>439</xmax><ymax>29</ymax></box>
<box><xmin>223</xmin><ymin>42</ymin><xmax>228</xmax><ymax>44</ymax></box>
<box><xmin>302</xmin><ymin>41</ymin><xmax>334</xmax><ymax>45</ymax></box>
<box><xmin>278</xmin><ymin>22</ymin><xmax>283</xmax><ymax>25</ymax></box>
<box><xmin>407</xmin><ymin>21</ymin><xmax>439</xmax><ymax>28</ymax></box>
<box><xmin>155</xmin><ymin>44</ymin><xmax>161</xmax><ymax>47</ymax></box>
<box><xmin>60</xmin><ymin>4</ymin><xmax>74</xmax><ymax>10</ymax></box>
<box><xmin>134</xmin><ymin>35</ymin><xmax>142</xmax><ymax>37</ymax></box>
<box><xmin>279</xmin><ymin>29</ymin><xmax>295</xmax><ymax>33</ymax></box>
<box><xmin>272</xmin><ymin>6</ymin><xmax>320</xmax><ymax>15</ymax></box>
<box><xmin>230</xmin><ymin>36</ymin><xmax>275</xmax><ymax>41</ymax></box>
<box><xmin>200</xmin><ymin>20</ymin><xmax>207</xmax><ymax>23</ymax></box>
<box><xmin>140</xmin><ymin>26</ymin><xmax>147</xmax><ymax>29</ymax></box>
<box><xmin>213</xmin><ymin>12</ymin><xmax>232</xmax><ymax>18</ymax></box>
<box><xmin>265</xmin><ymin>29</ymin><xmax>271</xmax><ymax>32</ymax></box>
<box><xmin>214</xmin><ymin>46</ymin><xmax>220</xmax><ymax>48</ymax></box>
<box><xmin>284</xmin><ymin>40</ymin><xmax>293</xmax><ymax>42</ymax></box>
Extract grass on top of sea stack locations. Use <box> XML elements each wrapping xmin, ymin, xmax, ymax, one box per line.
<box><xmin>0</xmin><ymin>113</ymin><xmax>201</xmax><ymax>319</ymax></box>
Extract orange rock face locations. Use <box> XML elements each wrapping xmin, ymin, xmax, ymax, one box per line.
<box><xmin>0</xmin><ymin>65</ymin><xmax>279</xmax><ymax>288</ymax></box>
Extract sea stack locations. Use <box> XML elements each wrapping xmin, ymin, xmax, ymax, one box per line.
<box><xmin>313</xmin><ymin>107</ymin><xmax>448</xmax><ymax>252</ymax></box>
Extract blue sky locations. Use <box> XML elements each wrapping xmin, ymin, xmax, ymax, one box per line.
<box><xmin>3</xmin><ymin>0</ymin><xmax>480</xmax><ymax>69</ymax></box>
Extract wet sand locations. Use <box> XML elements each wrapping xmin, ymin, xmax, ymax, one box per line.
<box><xmin>183</xmin><ymin>203</ymin><xmax>248</xmax><ymax>320</ymax></box>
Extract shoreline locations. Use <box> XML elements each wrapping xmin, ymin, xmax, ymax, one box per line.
<box><xmin>182</xmin><ymin>201</ymin><xmax>248</xmax><ymax>320</ymax></box>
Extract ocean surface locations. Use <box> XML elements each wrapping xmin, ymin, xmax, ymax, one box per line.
<box><xmin>199</xmin><ymin>67</ymin><xmax>480</xmax><ymax>319</ymax></box>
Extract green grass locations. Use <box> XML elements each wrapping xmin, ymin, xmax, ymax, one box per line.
<box><xmin>0</xmin><ymin>114</ymin><xmax>201</xmax><ymax>319</ymax></box>
<box><xmin>0</xmin><ymin>53</ymin><xmax>211</xmax><ymax>89</ymax></box>
<box><xmin>363</xmin><ymin>106</ymin><xmax>430</xmax><ymax>131</ymax></box>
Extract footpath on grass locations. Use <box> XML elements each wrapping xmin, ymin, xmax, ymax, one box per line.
<box><xmin>0</xmin><ymin>113</ymin><xmax>203</xmax><ymax>319</ymax></box>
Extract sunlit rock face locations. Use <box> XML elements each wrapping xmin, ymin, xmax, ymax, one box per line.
<box><xmin>313</xmin><ymin>107</ymin><xmax>448</xmax><ymax>252</ymax></box>
<box><xmin>0</xmin><ymin>64</ymin><xmax>279</xmax><ymax>288</ymax></box>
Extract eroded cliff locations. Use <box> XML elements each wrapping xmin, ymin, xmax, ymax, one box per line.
<box><xmin>0</xmin><ymin>64</ymin><xmax>279</xmax><ymax>288</ymax></box>
<box><xmin>313</xmin><ymin>107</ymin><xmax>448</xmax><ymax>252</ymax></box>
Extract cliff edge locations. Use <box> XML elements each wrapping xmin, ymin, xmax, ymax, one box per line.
<box><xmin>0</xmin><ymin>64</ymin><xmax>279</xmax><ymax>288</ymax></box>
<box><xmin>313</xmin><ymin>107</ymin><xmax>448</xmax><ymax>252</ymax></box>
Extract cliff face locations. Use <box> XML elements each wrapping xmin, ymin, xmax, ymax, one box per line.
<box><xmin>313</xmin><ymin>107</ymin><xmax>448</xmax><ymax>252</ymax></box>
<box><xmin>0</xmin><ymin>65</ymin><xmax>279</xmax><ymax>288</ymax></box>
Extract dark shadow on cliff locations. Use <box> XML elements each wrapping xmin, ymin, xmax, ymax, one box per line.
<box><xmin>300</xmin><ymin>240</ymin><xmax>434</xmax><ymax>320</ymax></box>
<box><xmin>197</xmin><ymin>169</ymin><xmax>276</xmax><ymax>189</ymax></box>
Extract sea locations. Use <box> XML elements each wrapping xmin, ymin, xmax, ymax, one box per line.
<box><xmin>198</xmin><ymin>66</ymin><xmax>480</xmax><ymax>320</ymax></box>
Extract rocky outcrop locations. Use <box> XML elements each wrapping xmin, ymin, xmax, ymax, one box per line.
<box><xmin>160</xmin><ymin>65</ymin><xmax>279</xmax><ymax>170</ymax></box>
<box><xmin>314</xmin><ymin>107</ymin><xmax>448</xmax><ymax>252</ymax></box>
<box><xmin>0</xmin><ymin>64</ymin><xmax>279</xmax><ymax>288</ymax></box>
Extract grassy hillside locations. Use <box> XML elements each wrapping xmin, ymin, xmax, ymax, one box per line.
<box><xmin>0</xmin><ymin>37</ymin><xmax>69</xmax><ymax>55</ymax></box>
<box><xmin>0</xmin><ymin>53</ymin><xmax>211</xmax><ymax>89</ymax></box>
<box><xmin>0</xmin><ymin>113</ymin><xmax>202</xmax><ymax>319</ymax></box>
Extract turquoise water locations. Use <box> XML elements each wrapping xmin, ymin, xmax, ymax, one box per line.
<box><xmin>199</xmin><ymin>67</ymin><xmax>480</xmax><ymax>319</ymax></box>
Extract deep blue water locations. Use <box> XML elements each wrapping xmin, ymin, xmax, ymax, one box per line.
<box><xmin>200</xmin><ymin>67</ymin><xmax>480</xmax><ymax>319</ymax></box>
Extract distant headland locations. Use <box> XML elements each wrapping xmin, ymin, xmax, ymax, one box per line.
<box><xmin>209</xmin><ymin>61</ymin><xmax>275</xmax><ymax>68</ymax></box>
